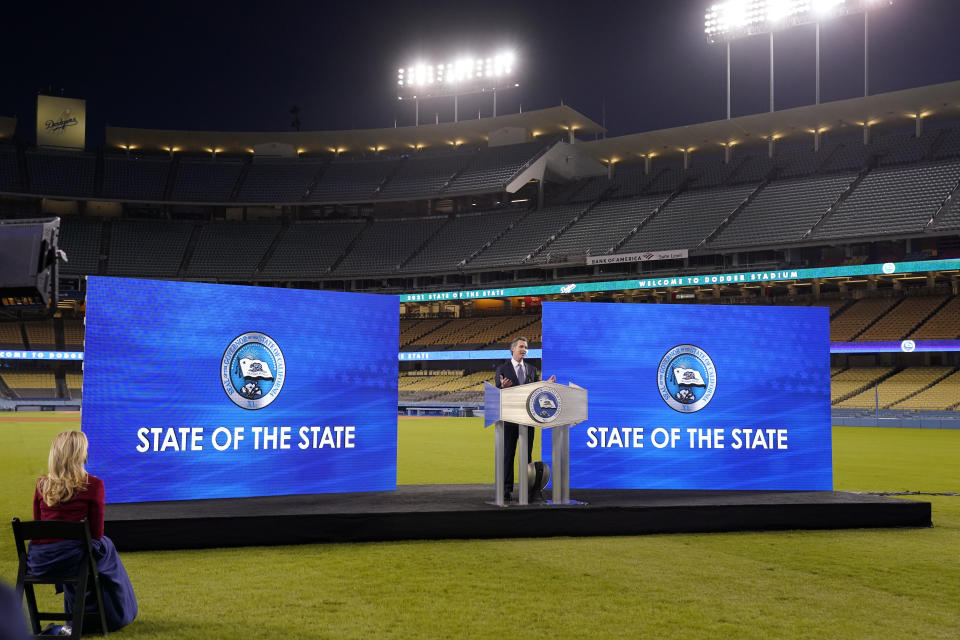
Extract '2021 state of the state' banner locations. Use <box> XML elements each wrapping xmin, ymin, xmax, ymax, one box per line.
<box><xmin>82</xmin><ymin>277</ymin><xmax>398</xmax><ymax>503</ymax></box>
<box><xmin>542</xmin><ymin>302</ymin><xmax>832</xmax><ymax>490</ymax></box>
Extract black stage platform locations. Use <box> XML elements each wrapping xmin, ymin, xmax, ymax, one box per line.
<box><xmin>104</xmin><ymin>485</ymin><xmax>932</xmax><ymax>551</ymax></box>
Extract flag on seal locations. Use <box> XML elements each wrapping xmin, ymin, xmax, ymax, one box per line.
<box><xmin>239</xmin><ymin>357</ymin><xmax>274</xmax><ymax>380</ymax></box>
<box><xmin>673</xmin><ymin>367</ymin><xmax>705</xmax><ymax>387</ymax></box>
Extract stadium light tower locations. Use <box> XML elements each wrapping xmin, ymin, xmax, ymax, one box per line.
<box><xmin>396</xmin><ymin>51</ymin><xmax>519</xmax><ymax>125</ymax></box>
<box><xmin>705</xmin><ymin>0</ymin><xmax>893</xmax><ymax>119</ymax></box>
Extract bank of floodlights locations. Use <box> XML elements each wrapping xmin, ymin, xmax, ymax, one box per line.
<box><xmin>705</xmin><ymin>0</ymin><xmax>892</xmax><ymax>43</ymax></box>
<box><xmin>397</xmin><ymin>51</ymin><xmax>517</xmax><ymax>100</ymax></box>
<box><xmin>706</xmin><ymin>0</ymin><xmax>893</xmax><ymax>117</ymax></box>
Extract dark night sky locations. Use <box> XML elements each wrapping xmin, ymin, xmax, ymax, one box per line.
<box><xmin>4</xmin><ymin>0</ymin><xmax>960</xmax><ymax>145</ymax></box>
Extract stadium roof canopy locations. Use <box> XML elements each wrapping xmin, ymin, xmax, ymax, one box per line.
<box><xmin>582</xmin><ymin>80</ymin><xmax>960</xmax><ymax>164</ymax></box>
<box><xmin>0</xmin><ymin>116</ymin><xmax>16</xmax><ymax>139</ymax></box>
<box><xmin>105</xmin><ymin>105</ymin><xmax>604</xmax><ymax>157</ymax></box>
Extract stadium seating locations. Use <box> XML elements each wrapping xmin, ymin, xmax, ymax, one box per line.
<box><xmin>829</xmin><ymin>367</ymin><xmax>895</xmax><ymax>404</ymax></box>
<box><xmin>909</xmin><ymin>296</ymin><xmax>960</xmax><ymax>339</ymax></box>
<box><xmin>306</xmin><ymin>157</ymin><xmax>398</xmax><ymax>202</ymax></box>
<box><xmin>855</xmin><ymin>295</ymin><xmax>947</xmax><ymax>341</ymax></box>
<box><xmin>484</xmin><ymin>316</ymin><xmax>540</xmax><ymax>347</ymax></box>
<box><xmin>830</xmin><ymin>298</ymin><xmax>902</xmax><ymax>341</ymax></box>
<box><xmin>25</xmin><ymin>149</ymin><xmax>96</xmax><ymax>198</ymax></box>
<box><xmin>0</xmin><ymin>322</ymin><xmax>24</xmax><ymax>349</ymax></box>
<box><xmin>108</xmin><ymin>219</ymin><xmax>195</xmax><ymax>277</ymax></box>
<box><xmin>411</xmin><ymin>316</ymin><xmax>520</xmax><ymax>348</ymax></box>
<box><xmin>872</xmin><ymin>128</ymin><xmax>937</xmax><ymax>166</ymax></box>
<box><xmin>102</xmin><ymin>154</ymin><xmax>171</xmax><ymax>201</ymax></box>
<box><xmin>23</xmin><ymin>321</ymin><xmax>56</xmax><ymax>350</ymax></box>
<box><xmin>402</xmin><ymin>208</ymin><xmax>526</xmax><ymax>273</ymax></box>
<box><xmin>443</xmin><ymin>141</ymin><xmax>545</xmax><ymax>195</ymax></box>
<box><xmin>709</xmin><ymin>174</ymin><xmax>854</xmax><ymax>249</ymax></box>
<box><xmin>930</xmin><ymin>194</ymin><xmax>960</xmax><ymax>231</ymax></box>
<box><xmin>818</xmin><ymin>139</ymin><xmax>871</xmax><ymax>173</ymax></box>
<box><xmin>644</xmin><ymin>164</ymin><xmax>686</xmax><ymax>194</ymax></box>
<box><xmin>399</xmin><ymin>370</ymin><xmax>494</xmax><ymax>403</ymax></box>
<box><xmin>400</xmin><ymin>318</ymin><xmax>450</xmax><ymax>347</ymax></box>
<box><xmin>170</xmin><ymin>158</ymin><xmax>244</xmax><ymax>202</ymax></box>
<box><xmin>772</xmin><ymin>142</ymin><xmax>821</xmax><ymax>178</ymax></box>
<box><xmin>378</xmin><ymin>149</ymin><xmax>474</xmax><ymax>200</ymax></box>
<box><xmin>931</xmin><ymin>126</ymin><xmax>960</xmax><ymax>159</ymax></box>
<box><xmin>890</xmin><ymin>369</ymin><xmax>960</xmax><ymax>410</ymax></box>
<box><xmin>834</xmin><ymin>367</ymin><xmax>954</xmax><ymax>409</ymax></box>
<box><xmin>334</xmin><ymin>217</ymin><xmax>445</xmax><ymax>276</ymax></box>
<box><xmin>0</xmin><ymin>144</ymin><xmax>22</xmax><ymax>192</ymax></box>
<box><xmin>620</xmin><ymin>184</ymin><xmax>756</xmax><ymax>253</ymax></box>
<box><xmin>58</xmin><ymin>217</ymin><xmax>103</xmax><ymax>275</ymax></box>
<box><xmin>811</xmin><ymin>160</ymin><xmax>960</xmax><ymax>239</ymax></box>
<box><xmin>237</xmin><ymin>159</ymin><xmax>325</xmax><ymax>203</ymax></box>
<box><xmin>1</xmin><ymin>372</ymin><xmax>58</xmax><ymax>399</ymax></box>
<box><xmin>260</xmin><ymin>220</ymin><xmax>367</xmax><ymax>279</ymax></box>
<box><xmin>62</xmin><ymin>318</ymin><xmax>84</xmax><ymax>349</ymax></box>
<box><xmin>184</xmin><ymin>222</ymin><xmax>280</xmax><ymax>278</ymax></box>
<box><xmin>534</xmin><ymin>195</ymin><xmax>664</xmax><ymax>263</ymax></box>
<box><xmin>466</xmin><ymin>204</ymin><xmax>581</xmax><ymax>268</ymax></box>
<box><xmin>65</xmin><ymin>372</ymin><xmax>83</xmax><ymax>400</ymax></box>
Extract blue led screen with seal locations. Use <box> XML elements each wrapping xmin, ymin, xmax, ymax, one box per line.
<box><xmin>541</xmin><ymin>301</ymin><xmax>833</xmax><ymax>490</ymax></box>
<box><xmin>81</xmin><ymin>276</ymin><xmax>398</xmax><ymax>503</ymax></box>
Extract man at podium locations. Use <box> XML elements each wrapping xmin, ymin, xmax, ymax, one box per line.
<box><xmin>495</xmin><ymin>336</ymin><xmax>555</xmax><ymax>501</ymax></box>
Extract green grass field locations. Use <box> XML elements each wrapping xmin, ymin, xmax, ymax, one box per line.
<box><xmin>1</xmin><ymin>413</ymin><xmax>958</xmax><ymax>639</ymax></box>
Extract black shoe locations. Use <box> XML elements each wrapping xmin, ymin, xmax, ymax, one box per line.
<box><xmin>503</xmin><ymin>490</ymin><xmax>513</xmax><ymax>502</ymax></box>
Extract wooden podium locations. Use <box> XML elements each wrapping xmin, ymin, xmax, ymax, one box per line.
<box><xmin>484</xmin><ymin>380</ymin><xmax>588</xmax><ymax>506</ymax></box>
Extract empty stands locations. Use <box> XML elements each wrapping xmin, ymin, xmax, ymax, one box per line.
<box><xmin>334</xmin><ymin>217</ymin><xmax>444</xmax><ymax>276</ymax></box>
<box><xmin>102</xmin><ymin>155</ymin><xmax>170</xmax><ymax>201</ymax></box>
<box><xmin>0</xmin><ymin>144</ymin><xmax>22</xmax><ymax>192</ymax></box>
<box><xmin>621</xmin><ymin>184</ymin><xmax>756</xmax><ymax>253</ymax></box>
<box><xmin>709</xmin><ymin>174</ymin><xmax>854</xmax><ymax>249</ymax></box>
<box><xmin>237</xmin><ymin>159</ymin><xmax>324</xmax><ymax>203</ymax></box>
<box><xmin>108</xmin><ymin>219</ymin><xmax>194</xmax><ymax>277</ymax></box>
<box><xmin>401</xmin><ymin>318</ymin><xmax>450</xmax><ymax>347</ymax></box>
<box><xmin>535</xmin><ymin>195</ymin><xmax>664</xmax><ymax>263</ymax></box>
<box><xmin>812</xmin><ymin>160</ymin><xmax>960</xmax><ymax>240</ymax></box>
<box><xmin>443</xmin><ymin>141</ymin><xmax>544</xmax><ymax>195</ymax></box>
<box><xmin>306</xmin><ymin>157</ymin><xmax>397</xmax><ymax>202</ymax></box>
<box><xmin>378</xmin><ymin>150</ymin><xmax>473</xmax><ymax>200</ymax></box>
<box><xmin>834</xmin><ymin>367</ymin><xmax>954</xmax><ymax>409</ymax></box>
<box><xmin>23</xmin><ymin>321</ymin><xmax>56</xmax><ymax>350</ymax></box>
<box><xmin>65</xmin><ymin>372</ymin><xmax>83</xmax><ymax>400</ymax></box>
<box><xmin>830</xmin><ymin>367</ymin><xmax>894</xmax><ymax>404</ymax></box>
<box><xmin>184</xmin><ymin>222</ymin><xmax>280</xmax><ymax>278</ymax></box>
<box><xmin>25</xmin><ymin>150</ymin><xmax>96</xmax><ymax>198</ymax></box>
<box><xmin>58</xmin><ymin>217</ymin><xmax>103</xmax><ymax>275</ymax></box>
<box><xmin>170</xmin><ymin>158</ymin><xmax>244</xmax><ymax>202</ymax></box>
<box><xmin>62</xmin><ymin>318</ymin><xmax>84</xmax><ymax>349</ymax></box>
<box><xmin>855</xmin><ymin>295</ymin><xmax>947</xmax><ymax>341</ymax></box>
<box><xmin>467</xmin><ymin>205</ymin><xmax>580</xmax><ymax>268</ymax></box>
<box><xmin>1</xmin><ymin>372</ymin><xmax>58</xmax><ymax>399</ymax></box>
<box><xmin>260</xmin><ymin>220</ymin><xmax>366</xmax><ymax>279</ymax></box>
<box><xmin>891</xmin><ymin>369</ymin><xmax>960</xmax><ymax>410</ymax></box>
<box><xmin>830</xmin><ymin>298</ymin><xmax>902</xmax><ymax>341</ymax></box>
<box><xmin>909</xmin><ymin>296</ymin><xmax>960</xmax><ymax>339</ymax></box>
<box><xmin>402</xmin><ymin>209</ymin><xmax>526</xmax><ymax>273</ymax></box>
<box><xmin>0</xmin><ymin>322</ymin><xmax>23</xmax><ymax>349</ymax></box>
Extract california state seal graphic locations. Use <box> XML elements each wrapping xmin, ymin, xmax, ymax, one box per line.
<box><xmin>221</xmin><ymin>332</ymin><xmax>286</xmax><ymax>410</ymax></box>
<box><xmin>657</xmin><ymin>344</ymin><xmax>717</xmax><ymax>413</ymax></box>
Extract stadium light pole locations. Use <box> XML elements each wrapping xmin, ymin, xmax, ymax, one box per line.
<box><xmin>705</xmin><ymin>1</ymin><xmax>892</xmax><ymax>115</ymax></box>
<box><xmin>397</xmin><ymin>51</ymin><xmax>518</xmax><ymax>126</ymax></box>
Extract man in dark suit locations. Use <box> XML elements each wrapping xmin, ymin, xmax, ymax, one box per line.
<box><xmin>495</xmin><ymin>336</ymin><xmax>555</xmax><ymax>501</ymax></box>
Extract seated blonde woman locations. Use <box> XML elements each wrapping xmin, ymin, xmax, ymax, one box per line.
<box><xmin>27</xmin><ymin>430</ymin><xmax>137</xmax><ymax>633</ymax></box>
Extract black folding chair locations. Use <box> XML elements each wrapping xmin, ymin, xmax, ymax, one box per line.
<box><xmin>11</xmin><ymin>517</ymin><xmax>108</xmax><ymax>638</ymax></box>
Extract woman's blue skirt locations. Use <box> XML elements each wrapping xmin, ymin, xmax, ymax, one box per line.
<box><xmin>27</xmin><ymin>536</ymin><xmax>137</xmax><ymax>631</ymax></box>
